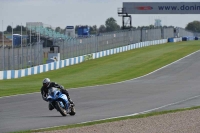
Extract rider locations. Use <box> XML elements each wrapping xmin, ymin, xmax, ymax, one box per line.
<box><xmin>41</xmin><ymin>78</ymin><xmax>74</xmax><ymax>111</ymax></box>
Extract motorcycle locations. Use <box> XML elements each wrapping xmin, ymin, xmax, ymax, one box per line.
<box><xmin>47</xmin><ymin>87</ymin><xmax>75</xmax><ymax>116</ymax></box>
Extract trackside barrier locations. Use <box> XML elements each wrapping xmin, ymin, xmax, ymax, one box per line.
<box><xmin>168</xmin><ymin>38</ymin><xmax>182</xmax><ymax>42</ymax></box>
<box><xmin>1</xmin><ymin>38</ymin><xmax>179</xmax><ymax>80</ymax></box>
<box><xmin>182</xmin><ymin>36</ymin><xmax>195</xmax><ymax>41</ymax></box>
<box><xmin>174</xmin><ymin>38</ymin><xmax>182</xmax><ymax>42</ymax></box>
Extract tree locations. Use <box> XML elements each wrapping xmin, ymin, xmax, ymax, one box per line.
<box><xmin>14</xmin><ymin>25</ymin><xmax>21</xmax><ymax>31</ymax></box>
<box><xmin>162</xmin><ymin>25</ymin><xmax>168</xmax><ymax>28</ymax></box>
<box><xmin>60</xmin><ymin>29</ymin><xmax>65</xmax><ymax>34</ymax></box>
<box><xmin>14</xmin><ymin>25</ymin><xmax>26</xmax><ymax>32</ymax></box>
<box><xmin>92</xmin><ymin>25</ymin><xmax>97</xmax><ymax>32</ymax></box>
<box><xmin>149</xmin><ymin>25</ymin><xmax>154</xmax><ymax>29</ymax></box>
<box><xmin>130</xmin><ymin>26</ymin><xmax>136</xmax><ymax>30</ymax></box>
<box><xmin>105</xmin><ymin>17</ymin><xmax>120</xmax><ymax>32</ymax></box>
<box><xmin>89</xmin><ymin>25</ymin><xmax>98</xmax><ymax>34</ymax></box>
<box><xmin>89</xmin><ymin>26</ymin><xmax>94</xmax><ymax>34</ymax></box>
<box><xmin>168</xmin><ymin>26</ymin><xmax>174</xmax><ymax>28</ymax></box>
<box><xmin>98</xmin><ymin>25</ymin><xmax>106</xmax><ymax>33</ymax></box>
<box><xmin>186</xmin><ymin>21</ymin><xmax>200</xmax><ymax>32</ymax></box>
<box><xmin>55</xmin><ymin>27</ymin><xmax>61</xmax><ymax>32</ymax></box>
<box><xmin>46</xmin><ymin>27</ymin><xmax>54</xmax><ymax>31</ymax></box>
<box><xmin>137</xmin><ymin>26</ymin><xmax>141</xmax><ymax>29</ymax></box>
<box><xmin>6</xmin><ymin>25</ymin><xmax>12</xmax><ymax>32</ymax></box>
<box><xmin>75</xmin><ymin>25</ymin><xmax>81</xmax><ymax>34</ymax></box>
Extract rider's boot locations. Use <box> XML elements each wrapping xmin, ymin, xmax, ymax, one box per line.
<box><xmin>61</xmin><ymin>89</ymin><xmax>73</xmax><ymax>103</ymax></box>
<box><xmin>68</xmin><ymin>98</ymin><xmax>75</xmax><ymax>107</ymax></box>
<box><xmin>61</xmin><ymin>89</ymin><xmax>75</xmax><ymax>106</ymax></box>
<box><xmin>48</xmin><ymin>103</ymin><xmax>54</xmax><ymax>110</ymax></box>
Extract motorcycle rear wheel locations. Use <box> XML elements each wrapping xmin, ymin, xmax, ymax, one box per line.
<box><xmin>69</xmin><ymin>105</ymin><xmax>76</xmax><ymax>116</ymax></box>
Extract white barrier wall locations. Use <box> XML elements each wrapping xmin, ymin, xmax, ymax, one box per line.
<box><xmin>0</xmin><ymin>39</ymin><xmax>171</xmax><ymax>80</ymax></box>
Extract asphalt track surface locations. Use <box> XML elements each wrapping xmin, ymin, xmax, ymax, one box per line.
<box><xmin>1</xmin><ymin>51</ymin><xmax>200</xmax><ymax>133</ymax></box>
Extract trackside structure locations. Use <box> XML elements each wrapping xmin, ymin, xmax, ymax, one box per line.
<box><xmin>118</xmin><ymin>2</ymin><xmax>200</xmax><ymax>28</ymax></box>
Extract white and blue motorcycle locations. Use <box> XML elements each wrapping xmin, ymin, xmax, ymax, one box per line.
<box><xmin>47</xmin><ymin>87</ymin><xmax>75</xmax><ymax>116</ymax></box>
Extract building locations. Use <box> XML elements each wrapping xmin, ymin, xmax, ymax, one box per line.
<box><xmin>65</xmin><ymin>26</ymin><xmax>75</xmax><ymax>38</ymax></box>
<box><xmin>154</xmin><ymin>19</ymin><xmax>162</xmax><ymax>27</ymax></box>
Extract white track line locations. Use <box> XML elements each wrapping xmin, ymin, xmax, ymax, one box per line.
<box><xmin>32</xmin><ymin>50</ymin><xmax>200</xmax><ymax>131</ymax></box>
<box><xmin>33</xmin><ymin>94</ymin><xmax>200</xmax><ymax>131</ymax></box>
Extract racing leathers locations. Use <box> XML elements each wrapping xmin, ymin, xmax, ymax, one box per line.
<box><xmin>40</xmin><ymin>82</ymin><xmax>74</xmax><ymax>110</ymax></box>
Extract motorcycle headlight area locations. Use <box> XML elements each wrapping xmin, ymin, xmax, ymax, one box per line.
<box><xmin>48</xmin><ymin>87</ymin><xmax>58</xmax><ymax>96</ymax></box>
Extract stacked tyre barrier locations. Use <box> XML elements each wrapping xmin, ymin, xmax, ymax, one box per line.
<box><xmin>168</xmin><ymin>38</ymin><xmax>182</xmax><ymax>42</ymax></box>
<box><xmin>182</xmin><ymin>36</ymin><xmax>195</xmax><ymax>41</ymax></box>
<box><xmin>195</xmin><ymin>37</ymin><xmax>200</xmax><ymax>40</ymax></box>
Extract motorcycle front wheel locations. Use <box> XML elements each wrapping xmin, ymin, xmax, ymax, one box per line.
<box><xmin>55</xmin><ymin>101</ymin><xmax>67</xmax><ymax>116</ymax></box>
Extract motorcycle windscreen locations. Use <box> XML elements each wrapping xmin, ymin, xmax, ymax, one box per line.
<box><xmin>48</xmin><ymin>87</ymin><xmax>58</xmax><ymax>97</ymax></box>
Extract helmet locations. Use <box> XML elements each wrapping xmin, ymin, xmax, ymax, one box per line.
<box><xmin>43</xmin><ymin>78</ymin><xmax>50</xmax><ymax>87</ymax></box>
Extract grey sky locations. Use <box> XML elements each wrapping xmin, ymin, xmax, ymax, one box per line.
<box><xmin>0</xmin><ymin>0</ymin><xmax>199</xmax><ymax>31</ymax></box>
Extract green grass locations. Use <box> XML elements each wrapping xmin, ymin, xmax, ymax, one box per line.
<box><xmin>43</xmin><ymin>57</ymin><xmax>47</xmax><ymax>64</ymax></box>
<box><xmin>1</xmin><ymin>40</ymin><xmax>200</xmax><ymax>97</ymax></box>
<box><xmin>11</xmin><ymin>106</ymin><xmax>200</xmax><ymax>133</ymax></box>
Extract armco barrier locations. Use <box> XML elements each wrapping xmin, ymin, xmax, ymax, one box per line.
<box><xmin>0</xmin><ymin>39</ymin><xmax>174</xmax><ymax>80</ymax></box>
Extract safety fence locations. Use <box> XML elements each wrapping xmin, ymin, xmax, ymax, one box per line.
<box><xmin>0</xmin><ymin>24</ymin><xmax>195</xmax><ymax>71</ymax></box>
<box><xmin>44</xmin><ymin>27</ymin><xmax>191</xmax><ymax>60</ymax></box>
<box><xmin>0</xmin><ymin>43</ymin><xmax>43</xmax><ymax>70</ymax></box>
<box><xmin>0</xmin><ymin>38</ymin><xmax>185</xmax><ymax>80</ymax></box>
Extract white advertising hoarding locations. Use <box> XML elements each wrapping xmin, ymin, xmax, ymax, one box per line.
<box><xmin>123</xmin><ymin>2</ymin><xmax>200</xmax><ymax>14</ymax></box>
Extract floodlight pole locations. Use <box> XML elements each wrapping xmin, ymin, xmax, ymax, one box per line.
<box><xmin>21</xmin><ymin>23</ymin><xmax>23</xmax><ymax>69</ymax></box>
<box><xmin>2</xmin><ymin>20</ymin><xmax>5</xmax><ymax>70</ymax></box>
<box><xmin>12</xmin><ymin>22</ymin><xmax>14</xmax><ymax>70</ymax></box>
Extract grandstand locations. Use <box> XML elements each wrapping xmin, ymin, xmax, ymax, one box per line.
<box><xmin>26</xmin><ymin>22</ymin><xmax>73</xmax><ymax>47</ymax></box>
<box><xmin>0</xmin><ymin>32</ymin><xmax>12</xmax><ymax>47</ymax></box>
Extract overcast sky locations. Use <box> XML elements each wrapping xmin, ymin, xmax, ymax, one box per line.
<box><xmin>0</xmin><ymin>0</ymin><xmax>199</xmax><ymax>31</ymax></box>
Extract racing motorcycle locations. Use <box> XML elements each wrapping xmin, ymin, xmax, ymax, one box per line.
<box><xmin>47</xmin><ymin>87</ymin><xmax>75</xmax><ymax>116</ymax></box>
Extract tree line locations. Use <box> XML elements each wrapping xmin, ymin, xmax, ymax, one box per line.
<box><xmin>185</xmin><ymin>21</ymin><xmax>200</xmax><ymax>33</ymax></box>
<box><xmin>4</xmin><ymin>17</ymin><xmax>200</xmax><ymax>34</ymax></box>
<box><xmin>50</xmin><ymin>17</ymin><xmax>121</xmax><ymax>34</ymax></box>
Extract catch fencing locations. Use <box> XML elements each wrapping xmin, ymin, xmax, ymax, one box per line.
<box><xmin>53</xmin><ymin>27</ymin><xmax>192</xmax><ymax>60</ymax></box>
<box><xmin>0</xmin><ymin>39</ymin><xmax>170</xmax><ymax>80</ymax></box>
<box><xmin>0</xmin><ymin>43</ymin><xmax>43</xmax><ymax>70</ymax></box>
<box><xmin>0</xmin><ymin>26</ymin><xmax>195</xmax><ymax>71</ymax></box>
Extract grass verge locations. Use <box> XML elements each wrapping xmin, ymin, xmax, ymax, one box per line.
<box><xmin>1</xmin><ymin>40</ymin><xmax>200</xmax><ymax>97</ymax></box>
<box><xmin>11</xmin><ymin>106</ymin><xmax>200</xmax><ymax>133</ymax></box>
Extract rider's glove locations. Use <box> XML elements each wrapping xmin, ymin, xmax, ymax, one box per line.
<box><xmin>60</xmin><ymin>85</ymin><xmax>64</xmax><ymax>90</ymax></box>
<box><xmin>42</xmin><ymin>96</ymin><xmax>48</xmax><ymax>102</ymax></box>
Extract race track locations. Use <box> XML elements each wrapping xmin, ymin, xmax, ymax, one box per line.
<box><xmin>1</xmin><ymin>51</ymin><xmax>200</xmax><ymax>133</ymax></box>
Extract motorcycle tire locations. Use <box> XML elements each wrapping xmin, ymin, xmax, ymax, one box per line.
<box><xmin>55</xmin><ymin>101</ymin><xmax>67</xmax><ymax>116</ymax></box>
<box><xmin>69</xmin><ymin>105</ymin><xmax>76</xmax><ymax>116</ymax></box>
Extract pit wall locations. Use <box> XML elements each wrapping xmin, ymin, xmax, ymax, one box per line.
<box><xmin>0</xmin><ymin>38</ymin><xmax>182</xmax><ymax>80</ymax></box>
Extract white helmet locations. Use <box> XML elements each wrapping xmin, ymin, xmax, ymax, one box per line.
<box><xmin>43</xmin><ymin>78</ymin><xmax>50</xmax><ymax>87</ymax></box>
